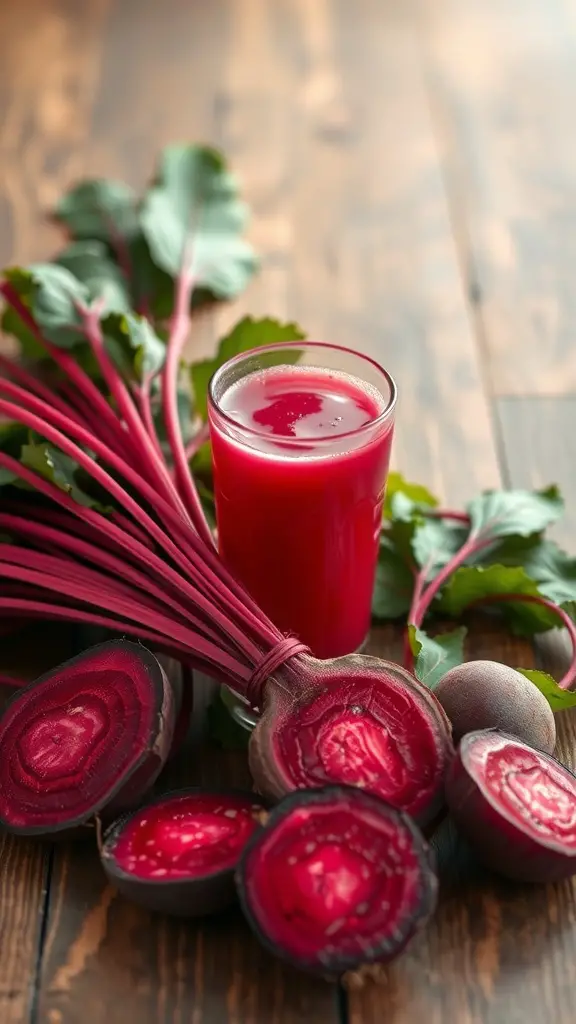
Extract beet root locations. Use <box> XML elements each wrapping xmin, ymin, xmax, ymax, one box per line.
<box><xmin>435</xmin><ymin>660</ymin><xmax>556</xmax><ymax>754</ymax></box>
<box><xmin>101</xmin><ymin>789</ymin><xmax>265</xmax><ymax>917</ymax></box>
<box><xmin>248</xmin><ymin>654</ymin><xmax>454</xmax><ymax>825</ymax></box>
<box><xmin>446</xmin><ymin>729</ymin><xmax>576</xmax><ymax>883</ymax></box>
<box><xmin>0</xmin><ymin>640</ymin><xmax>175</xmax><ymax>836</ymax></box>
<box><xmin>236</xmin><ymin>784</ymin><xmax>438</xmax><ymax>977</ymax></box>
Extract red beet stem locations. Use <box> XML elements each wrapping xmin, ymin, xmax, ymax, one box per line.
<box><xmin>471</xmin><ymin>592</ymin><xmax>576</xmax><ymax>691</ymax></box>
<box><xmin>0</xmin><ymin>393</ymin><xmax>266</xmax><ymax>658</ymax></box>
<box><xmin>0</xmin><ymin>353</ymin><xmax>81</xmax><ymax>423</ymax></box>
<box><xmin>0</xmin><ymin>594</ymin><xmax>192</xmax><ymax>661</ymax></box>
<box><xmin>0</xmin><ymin>452</ymin><xmax>254</xmax><ymax>666</ymax></box>
<box><xmin>78</xmin><ymin>301</ymin><xmax>184</xmax><ymax>513</ymax></box>
<box><xmin>0</xmin><ymin>517</ymin><xmax>232</xmax><ymax>649</ymax></box>
<box><xmin>162</xmin><ymin>268</ymin><xmax>214</xmax><ymax>547</ymax></box>
<box><xmin>0</xmin><ymin>283</ymin><xmax>127</xmax><ymax>456</ymax></box>
<box><xmin>184</xmin><ymin>422</ymin><xmax>209</xmax><ymax>462</ymax></box>
<box><xmin>133</xmin><ymin>374</ymin><xmax>165</xmax><ymax>460</ymax></box>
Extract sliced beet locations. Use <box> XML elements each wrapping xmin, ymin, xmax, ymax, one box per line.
<box><xmin>0</xmin><ymin>640</ymin><xmax>175</xmax><ymax>836</ymax></box>
<box><xmin>249</xmin><ymin>654</ymin><xmax>454</xmax><ymax>826</ymax></box>
<box><xmin>101</xmin><ymin>788</ymin><xmax>265</xmax><ymax>916</ymax></box>
<box><xmin>446</xmin><ymin>729</ymin><xmax>576</xmax><ymax>883</ymax></box>
<box><xmin>236</xmin><ymin>785</ymin><xmax>438</xmax><ymax>977</ymax></box>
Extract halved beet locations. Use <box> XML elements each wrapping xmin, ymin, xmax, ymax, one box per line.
<box><xmin>101</xmin><ymin>788</ymin><xmax>265</xmax><ymax>916</ymax></box>
<box><xmin>446</xmin><ymin>729</ymin><xmax>576</xmax><ymax>883</ymax></box>
<box><xmin>0</xmin><ymin>640</ymin><xmax>175</xmax><ymax>836</ymax></box>
<box><xmin>249</xmin><ymin>654</ymin><xmax>454</xmax><ymax>826</ymax></box>
<box><xmin>236</xmin><ymin>785</ymin><xmax>438</xmax><ymax>978</ymax></box>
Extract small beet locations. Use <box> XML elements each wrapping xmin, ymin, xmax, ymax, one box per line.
<box><xmin>101</xmin><ymin>788</ymin><xmax>265</xmax><ymax>916</ymax></box>
<box><xmin>249</xmin><ymin>654</ymin><xmax>454</xmax><ymax>825</ymax></box>
<box><xmin>236</xmin><ymin>785</ymin><xmax>438</xmax><ymax>977</ymax></box>
<box><xmin>435</xmin><ymin>660</ymin><xmax>556</xmax><ymax>754</ymax></box>
<box><xmin>446</xmin><ymin>729</ymin><xmax>576</xmax><ymax>883</ymax></box>
<box><xmin>0</xmin><ymin>640</ymin><xmax>175</xmax><ymax>836</ymax></box>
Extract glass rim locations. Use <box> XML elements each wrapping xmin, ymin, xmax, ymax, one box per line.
<box><xmin>207</xmin><ymin>340</ymin><xmax>397</xmax><ymax>447</ymax></box>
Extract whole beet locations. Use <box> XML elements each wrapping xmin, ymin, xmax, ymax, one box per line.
<box><xmin>435</xmin><ymin>660</ymin><xmax>556</xmax><ymax>754</ymax></box>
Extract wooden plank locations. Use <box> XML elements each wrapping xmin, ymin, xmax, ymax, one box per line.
<box><xmin>497</xmin><ymin>397</ymin><xmax>576</xmax><ymax>551</ymax></box>
<box><xmin>417</xmin><ymin>0</ymin><xmax>576</xmax><ymax>395</ymax></box>
<box><xmin>30</xmin><ymin>1</ymin><xmax>340</xmax><ymax>1021</ymax></box>
<box><xmin>272</xmin><ymin>0</ymin><xmax>500</xmax><ymax>507</ymax></box>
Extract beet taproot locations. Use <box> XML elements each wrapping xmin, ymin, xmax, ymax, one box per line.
<box><xmin>101</xmin><ymin>788</ymin><xmax>265</xmax><ymax>916</ymax></box>
<box><xmin>236</xmin><ymin>784</ymin><xmax>438</xmax><ymax>977</ymax></box>
<box><xmin>0</xmin><ymin>640</ymin><xmax>175</xmax><ymax>836</ymax></box>
<box><xmin>435</xmin><ymin>660</ymin><xmax>556</xmax><ymax>753</ymax></box>
<box><xmin>446</xmin><ymin>729</ymin><xmax>576</xmax><ymax>883</ymax></box>
<box><xmin>248</xmin><ymin>654</ymin><xmax>454</xmax><ymax>826</ymax></box>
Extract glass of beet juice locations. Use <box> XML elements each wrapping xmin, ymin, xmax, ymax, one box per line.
<box><xmin>208</xmin><ymin>342</ymin><xmax>396</xmax><ymax>661</ymax></box>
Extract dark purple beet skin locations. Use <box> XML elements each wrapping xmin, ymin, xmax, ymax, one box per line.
<box><xmin>249</xmin><ymin>654</ymin><xmax>454</xmax><ymax>826</ymax></box>
<box><xmin>101</xmin><ymin>789</ymin><xmax>265</xmax><ymax>917</ymax></box>
<box><xmin>235</xmin><ymin>784</ymin><xmax>438</xmax><ymax>977</ymax></box>
<box><xmin>446</xmin><ymin>729</ymin><xmax>576</xmax><ymax>883</ymax></box>
<box><xmin>0</xmin><ymin>640</ymin><xmax>175</xmax><ymax>836</ymax></box>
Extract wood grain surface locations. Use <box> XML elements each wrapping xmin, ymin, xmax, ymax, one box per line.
<box><xmin>1</xmin><ymin>0</ymin><xmax>576</xmax><ymax>1022</ymax></box>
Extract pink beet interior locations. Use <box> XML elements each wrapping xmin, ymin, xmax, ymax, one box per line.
<box><xmin>111</xmin><ymin>793</ymin><xmax>262</xmax><ymax>880</ymax></box>
<box><xmin>274</xmin><ymin>675</ymin><xmax>445</xmax><ymax>818</ymax></box>
<box><xmin>0</xmin><ymin>646</ymin><xmax>157</xmax><ymax>829</ymax></box>
<box><xmin>465</xmin><ymin>733</ymin><xmax>576</xmax><ymax>850</ymax></box>
<box><xmin>243</xmin><ymin>796</ymin><xmax>423</xmax><ymax>962</ymax></box>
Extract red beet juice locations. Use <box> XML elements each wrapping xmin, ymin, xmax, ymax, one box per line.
<box><xmin>208</xmin><ymin>346</ymin><xmax>395</xmax><ymax>659</ymax></box>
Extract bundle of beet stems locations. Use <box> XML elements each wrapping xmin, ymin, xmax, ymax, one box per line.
<box><xmin>0</xmin><ymin>267</ymin><xmax>288</xmax><ymax>692</ymax></box>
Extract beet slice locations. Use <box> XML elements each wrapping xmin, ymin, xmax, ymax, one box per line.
<box><xmin>446</xmin><ymin>729</ymin><xmax>576</xmax><ymax>883</ymax></box>
<box><xmin>0</xmin><ymin>640</ymin><xmax>175</xmax><ymax>835</ymax></box>
<box><xmin>101</xmin><ymin>788</ymin><xmax>265</xmax><ymax>916</ymax></box>
<box><xmin>236</xmin><ymin>785</ymin><xmax>438</xmax><ymax>977</ymax></box>
<box><xmin>249</xmin><ymin>654</ymin><xmax>454</xmax><ymax>825</ymax></box>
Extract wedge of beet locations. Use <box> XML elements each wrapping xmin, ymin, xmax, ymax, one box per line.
<box><xmin>249</xmin><ymin>654</ymin><xmax>454</xmax><ymax>826</ymax></box>
<box><xmin>236</xmin><ymin>785</ymin><xmax>438</xmax><ymax>977</ymax></box>
<box><xmin>101</xmin><ymin>789</ymin><xmax>265</xmax><ymax>916</ymax></box>
<box><xmin>0</xmin><ymin>640</ymin><xmax>175</xmax><ymax>836</ymax></box>
<box><xmin>446</xmin><ymin>729</ymin><xmax>576</xmax><ymax>883</ymax></box>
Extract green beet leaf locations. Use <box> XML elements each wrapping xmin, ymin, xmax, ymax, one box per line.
<box><xmin>54</xmin><ymin>179</ymin><xmax>139</xmax><ymax>243</ymax></box>
<box><xmin>372</xmin><ymin>537</ymin><xmax>414</xmax><ymax>620</ymax></box>
<box><xmin>383</xmin><ymin>473</ymin><xmax>438</xmax><ymax>520</ymax></box>
<box><xmin>5</xmin><ymin>265</ymin><xmax>89</xmax><ymax>348</ymax></box>
<box><xmin>140</xmin><ymin>144</ymin><xmax>258</xmax><ymax>297</ymax></box>
<box><xmin>56</xmin><ymin>241</ymin><xmax>131</xmax><ymax>314</ymax></box>
<box><xmin>190</xmin><ymin>315</ymin><xmax>306</xmax><ymax>421</ymax></box>
<box><xmin>1</xmin><ymin>306</ymin><xmax>46</xmax><ymax>361</ymax></box>
<box><xmin>467</xmin><ymin>485</ymin><xmax>563</xmax><ymax>542</ymax></box>
<box><xmin>483</xmin><ymin>536</ymin><xmax>576</xmax><ymax>607</ymax></box>
<box><xmin>408</xmin><ymin>624</ymin><xmax>467</xmax><ymax>689</ymax></box>
<box><xmin>438</xmin><ymin>564</ymin><xmax>558</xmax><ymax>636</ymax></box>
<box><xmin>516</xmin><ymin>668</ymin><xmax>576</xmax><ymax>712</ymax></box>
<box><xmin>20</xmin><ymin>443</ymin><xmax>110</xmax><ymax>511</ymax></box>
<box><xmin>103</xmin><ymin>311</ymin><xmax>165</xmax><ymax>381</ymax></box>
<box><xmin>412</xmin><ymin>517</ymin><xmax>469</xmax><ymax>581</ymax></box>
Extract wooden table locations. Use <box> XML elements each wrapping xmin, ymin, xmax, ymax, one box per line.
<box><xmin>1</xmin><ymin>0</ymin><xmax>576</xmax><ymax>1020</ymax></box>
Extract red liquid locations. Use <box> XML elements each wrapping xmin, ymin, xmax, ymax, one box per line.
<box><xmin>209</xmin><ymin>365</ymin><xmax>393</xmax><ymax>658</ymax></box>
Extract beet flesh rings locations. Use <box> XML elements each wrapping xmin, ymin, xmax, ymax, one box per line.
<box><xmin>447</xmin><ymin>730</ymin><xmax>576</xmax><ymax>883</ymax></box>
<box><xmin>0</xmin><ymin>640</ymin><xmax>175</xmax><ymax>834</ymax></box>
<box><xmin>236</xmin><ymin>785</ymin><xmax>438</xmax><ymax>976</ymax></box>
<box><xmin>250</xmin><ymin>656</ymin><xmax>454</xmax><ymax>825</ymax></box>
